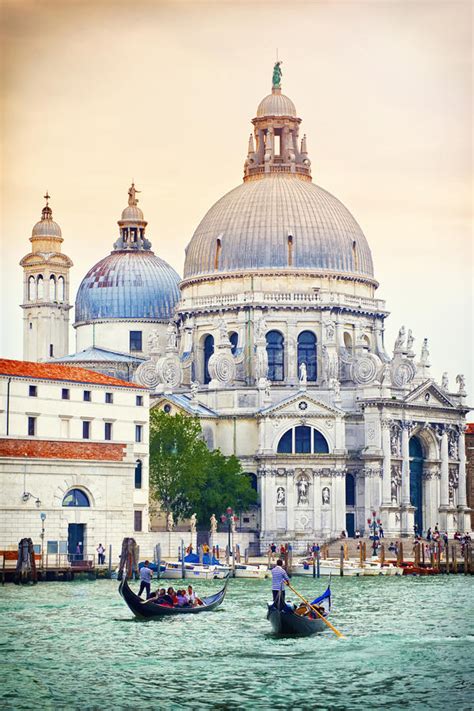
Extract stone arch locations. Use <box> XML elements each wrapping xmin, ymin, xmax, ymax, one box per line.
<box><xmin>200</xmin><ymin>333</ymin><xmax>214</xmax><ymax>384</ymax></box>
<box><xmin>275</xmin><ymin>423</ymin><xmax>330</xmax><ymax>454</ymax></box>
<box><xmin>410</xmin><ymin>425</ymin><xmax>439</xmax><ymax>460</ymax></box>
<box><xmin>53</xmin><ymin>480</ymin><xmax>98</xmax><ymax>508</ymax></box>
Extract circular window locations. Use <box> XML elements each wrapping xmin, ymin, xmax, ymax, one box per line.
<box><xmin>298</xmin><ymin>401</ymin><xmax>308</xmax><ymax>411</ymax></box>
<box><xmin>163</xmin><ymin>404</ymin><xmax>172</xmax><ymax>413</ymax></box>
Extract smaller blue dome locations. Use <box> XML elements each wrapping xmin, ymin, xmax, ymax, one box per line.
<box><xmin>75</xmin><ymin>250</ymin><xmax>180</xmax><ymax>324</ymax></box>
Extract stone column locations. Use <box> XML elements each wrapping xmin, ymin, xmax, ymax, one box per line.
<box><xmin>458</xmin><ymin>428</ymin><xmax>467</xmax><ymax>508</ymax></box>
<box><xmin>286</xmin><ymin>470</ymin><xmax>295</xmax><ymax>534</ymax></box>
<box><xmin>312</xmin><ymin>471</ymin><xmax>321</xmax><ymax>535</ymax></box>
<box><xmin>440</xmin><ymin>429</ymin><xmax>449</xmax><ymax>508</ymax></box>
<box><xmin>259</xmin><ymin>470</ymin><xmax>266</xmax><ymax>535</ymax></box>
<box><xmin>381</xmin><ymin>419</ymin><xmax>392</xmax><ymax>505</ymax></box>
<box><xmin>401</xmin><ymin>423</ymin><xmax>411</xmax><ymax>505</ymax></box>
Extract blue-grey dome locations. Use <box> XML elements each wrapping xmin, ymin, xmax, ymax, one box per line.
<box><xmin>183</xmin><ymin>174</ymin><xmax>374</xmax><ymax>282</ymax></box>
<box><xmin>75</xmin><ymin>250</ymin><xmax>180</xmax><ymax>324</ymax></box>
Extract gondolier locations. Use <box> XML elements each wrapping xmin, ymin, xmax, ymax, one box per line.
<box><xmin>271</xmin><ymin>558</ymin><xmax>289</xmax><ymax>608</ymax></box>
<box><xmin>138</xmin><ymin>561</ymin><xmax>153</xmax><ymax>599</ymax></box>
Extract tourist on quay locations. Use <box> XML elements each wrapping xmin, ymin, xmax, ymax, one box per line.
<box><xmin>443</xmin><ymin>532</ymin><xmax>448</xmax><ymax>546</ymax></box>
<box><xmin>138</xmin><ymin>561</ymin><xmax>153</xmax><ymax>599</ymax></box>
<box><xmin>271</xmin><ymin>558</ymin><xmax>289</xmax><ymax>609</ymax></box>
<box><xmin>270</xmin><ymin>542</ymin><xmax>277</xmax><ymax>561</ymax></box>
<box><xmin>354</xmin><ymin>529</ymin><xmax>361</xmax><ymax>539</ymax></box>
<box><xmin>379</xmin><ymin>525</ymin><xmax>384</xmax><ymax>539</ymax></box>
<box><xmin>96</xmin><ymin>543</ymin><xmax>105</xmax><ymax>565</ymax></box>
<box><xmin>427</xmin><ymin>527</ymin><xmax>432</xmax><ymax>541</ymax></box>
<box><xmin>75</xmin><ymin>542</ymin><xmax>82</xmax><ymax>560</ymax></box>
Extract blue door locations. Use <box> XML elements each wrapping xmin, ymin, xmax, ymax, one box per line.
<box><xmin>68</xmin><ymin>523</ymin><xmax>85</xmax><ymax>561</ymax></box>
<box><xmin>409</xmin><ymin>437</ymin><xmax>423</xmax><ymax>535</ymax></box>
<box><xmin>346</xmin><ymin>513</ymin><xmax>355</xmax><ymax>538</ymax></box>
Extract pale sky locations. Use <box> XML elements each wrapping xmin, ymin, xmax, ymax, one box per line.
<box><xmin>1</xmin><ymin>0</ymin><xmax>472</xmax><ymax>402</ymax></box>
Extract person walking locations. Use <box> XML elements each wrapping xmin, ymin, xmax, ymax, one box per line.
<box><xmin>271</xmin><ymin>558</ymin><xmax>289</xmax><ymax>609</ymax></box>
<box><xmin>138</xmin><ymin>561</ymin><xmax>153</xmax><ymax>599</ymax></box>
<box><xmin>96</xmin><ymin>543</ymin><xmax>105</xmax><ymax>565</ymax></box>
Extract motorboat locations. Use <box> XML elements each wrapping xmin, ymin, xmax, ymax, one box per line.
<box><xmin>232</xmin><ymin>563</ymin><xmax>270</xmax><ymax>579</ymax></box>
<box><xmin>160</xmin><ymin>561</ymin><xmax>230</xmax><ymax>579</ymax></box>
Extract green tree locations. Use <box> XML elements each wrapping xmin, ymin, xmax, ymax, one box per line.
<box><xmin>149</xmin><ymin>410</ymin><xmax>258</xmax><ymax>525</ymax></box>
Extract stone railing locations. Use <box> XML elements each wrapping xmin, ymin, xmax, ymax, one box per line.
<box><xmin>179</xmin><ymin>291</ymin><xmax>387</xmax><ymax>313</ymax></box>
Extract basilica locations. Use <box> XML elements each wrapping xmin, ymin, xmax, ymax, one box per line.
<box><xmin>19</xmin><ymin>65</ymin><xmax>470</xmax><ymax>548</ymax></box>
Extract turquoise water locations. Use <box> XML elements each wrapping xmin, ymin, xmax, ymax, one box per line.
<box><xmin>0</xmin><ymin>575</ymin><xmax>473</xmax><ymax>710</ymax></box>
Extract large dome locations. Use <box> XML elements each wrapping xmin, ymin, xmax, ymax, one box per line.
<box><xmin>183</xmin><ymin>174</ymin><xmax>374</xmax><ymax>281</ymax></box>
<box><xmin>75</xmin><ymin>250</ymin><xmax>180</xmax><ymax>324</ymax></box>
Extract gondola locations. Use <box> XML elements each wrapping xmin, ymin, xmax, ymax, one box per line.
<box><xmin>119</xmin><ymin>575</ymin><xmax>229</xmax><ymax>619</ymax></box>
<box><xmin>266</xmin><ymin>584</ymin><xmax>331</xmax><ymax>637</ymax></box>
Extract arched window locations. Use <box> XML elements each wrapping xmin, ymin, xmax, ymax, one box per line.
<box><xmin>49</xmin><ymin>275</ymin><xmax>56</xmax><ymax>301</ymax></box>
<box><xmin>57</xmin><ymin>276</ymin><xmax>65</xmax><ymax>302</ymax></box>
<box><xmin>266</xmin><ymin>330</ymin><xmax>284</xmax><ymax>381</ymax></box>
<box><xmin>229</xmin><ymin>332</ymin><xmax>238</xmax><ymax>355</ymax></box>
<box><xmin>343</xmin><ymin>332</ymin><xmax>353</xmax><ymax>353</ymax></box>
<box><xmin>37</xmin><ymin>275</ymin><xmax>44</xmax><ymax>299</ymax></box>
<box><xmin>245</xmin><ymin>472</ymin><xmax>258</xmax><ymax>492</ymax></box>
<box><xmin>135</xmin><ymin>460</ymin><xmax>142</xmax><ymax>489</ymax></box>
<box><xmin>297</xmin><ymin>331</ymin><xmax>317</xmax><ymax>382</ymax></box>
<box><xmin>214</xmin><ymin>238</ymin><xmax>222</xmax><ymax>270</ymax></box>
<box><xmin>203</xmin><ymin>334</ymin><xmax>214</xmax><ymax>384</ymax></box>
<box><xmin>346</xmin><ymin>473</ymin><xmax>355</xmax><ymax>506</ymax></box>
<box><xmin>277</xmin><ymin>426</ymin><xmax>329</xmax><ymax>454</ymax></box>
<box><xmin>62</xmin><ymin>488</ymin><xmax>90</xmax><ymax>507</ymax></box>
<box><xmin>28</xmin><ymin>276</ymin><xmax>36</xmax><ymax>301</ymax></box>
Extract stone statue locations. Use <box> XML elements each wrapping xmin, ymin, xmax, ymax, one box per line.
<box><xmin>406</xmin><ymin>329</ymin><xmax>414</xmax><ymax>354</ymax></box>
<box><xmin>299</xmin><ymin>362</ymin><xmax>307</xmax><ymax>385</ymax></box>
<box><xmin>190</xmin><ymin>513</ymin><xmax>197</xmax><ymax>534</ymax></box>
<box><xmin>166</xmin><ymin>512</ymin><xmax>174</xmax><ymax>532</ymax></box>
<box><xmin>147</xmin><ymin>329</ymin><xmax>160</xmax><ymax>354</ymax></box>
<box><xmin>380</xmin><ymin>363</ymin><xmax>391</xmax><ymax>386</ymax></box>
<box><xmin>128</xmin><ymin>182</ymin><xmax>140</xmax><ymax>206</ymax></box>
<box><xmin>264</xmin><ymin>379</ymin><xmax>271</xmax><ymax>398</ymax></box>
<box><xmin>420</xmin><ymin>338</ymin><xmax>430</xmax><ymax>366</ymax></box>
<box><xmin>255</xmin><ymin>342</ymin><xmax>268</xmax><ymax>381</ymax></box>
<box><xmin>190</xmin><ymin>380</ymin><xmax>199</xmax><ymax>402</ymax></box>
<box><xmin>394</xmin><ymin>326</ymin><xmax>406</xmax><ymax>352</ymax></box>
<box><xmin>272</xmin><ymin>61</ymin><xmax>282</xmax><ymax>88</ymax></box>
<box><xmin>331</xmin><ymin>377</ymin><xmax>341</xmax><ymax>399</ymax></box>
<box><xmin>276</xmin><ymin>486</ymin><xmax>285</xmax><ymax>506</ymax></box>
<box><xmin>456</xmin><ymin>374</ymin><xmax>466</xmax><ymax>394</ymax></box>
<box><xmin>210</xmin><ymin>514</ymin><xmax>217</xmax><ymax>535</ymax></box>
<box><xmin>325</xmin><ymin>321</ymin><xmax>336</xmax><ymax>340</ymax></box>
<box><xmin>217</xmin><ymin>313</ymin><xmax>229</xmax><ymax>345</ymax></box>
<box><xmin>166</xmin><ymin>321</ymin><xmax>178</xmax><ymax>350</ymax></box>
<box><xmin>230</xmin><ymin>516</ymin><xmax>236</xmax><ymax>534</ymax></box>
<box><xmin>391</xmin><ymin>478</ymin><xmax>398</xmax><ymax>503</ymax></box>
<box><xmin>296</xmin><ymin>477</ymin><xmax>309</xmax><ymax>505</ymax></box>
<box><xmin>441</xmin><ymin>372</ymin><xmax>449</xmax><ymax>391</ymax></box>
<box><xmin>254</xmin><ymin>313</ymin><xmax>267</xmax><ymax>340</ymax></box>
<box><xmin>322</xmin><ymin>487</ymin><xmax>330</xmax><ymax>505</ymax></box>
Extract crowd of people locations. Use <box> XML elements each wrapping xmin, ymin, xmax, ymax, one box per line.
<box><xmin>137</xmin><ymin>561</ymin><xmax>203</xmax><ymax>606</ymax></box>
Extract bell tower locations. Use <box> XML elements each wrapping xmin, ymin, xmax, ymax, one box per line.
<box><xmin>20</xmin><ymin>193</ymin><xmax>73</xmax><ymax>361</ymax></box>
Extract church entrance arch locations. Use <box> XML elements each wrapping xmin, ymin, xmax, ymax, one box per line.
<box><xmin>409</xmin><ymin>436</ymin><xmax>424</xmax><ymax>534</ymax></box>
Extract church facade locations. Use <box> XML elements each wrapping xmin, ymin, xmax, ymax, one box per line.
<box><xmin>21</xmin><ymin>65</ymin><xmax>471</xmax><ymax>547</ymax></box>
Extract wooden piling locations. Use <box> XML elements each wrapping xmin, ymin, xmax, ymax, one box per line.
<box><xmin>339</xmin><ymin>545</ymin><xmax>344</xmax><ymax>577</ymax></box>
<box><xmin>445</xmin><ymin>543</ymin><xmax>450</xmax><ymax>574</ymax></box>
<box><xmin>464</xmin><ymin>545</ymin><xmax>468</xmax><ymax>575</ymax></box>
<box><xmin>379</xmin><ymin>543</ymin><xmax>385</xmax><ymax>566</ymax></box>
<box><xmin>344</xmin><ymin>542</ymin><xmax>349</xmax><ymax>561</ymax></box>
<box><xmin>452</xmin><ymin>545</ymin><xmax>457</xmax><ymax>574</ymax></box>
<box><xmin>421</xmin><ymin>542</ymin><xmax>425</xmax><ymax>566</ymax></box>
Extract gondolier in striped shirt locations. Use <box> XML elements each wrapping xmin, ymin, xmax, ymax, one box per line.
<box><xmin>271</xmin><ymin>559</ymin><xmax>289</xmax><ymax>609</ymax></box>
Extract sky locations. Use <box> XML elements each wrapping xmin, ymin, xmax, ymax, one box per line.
<box><xmin>1</xmin><ymin>0</ymin><xmax>472</xmax><ymax>401</ymax></box>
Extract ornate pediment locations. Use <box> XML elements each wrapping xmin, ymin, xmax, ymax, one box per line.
<box><xmin>404</xmin><ymin>380</ymin><xmax>457</xmax><ymax>409</ymax></box>
<box><xmin>259</xmin><ymin>391</ymin><xmax>344</xmax><ymax>418</ymax></box>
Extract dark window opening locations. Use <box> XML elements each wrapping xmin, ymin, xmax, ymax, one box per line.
<box><xmin>346</xmin><ymin>473</ymin><xmax>355</xmax><ymax>506</ymax></box>
<box><xmin>83</xmin><ymin>390</ymin><xmax>91</xmax><ymax>402</ymax></box>
<box><xmin>49</xmin><ymin>344</ymin><xmax>54</xmax><ymax>357</ymax></box>
<box><xmin>266</xmin><ymin>330</ymin><xmax>284</xmax><ymax>381</ymax></box>
<box><xmin>62</xmin><ymin>388</ymin><xmax>70</xmax><ymax>400</ymax></box>
<box><xmin>214</xmin><ymin>238</ymin><xmax>222</xmax><ymax>270</ymax></box>
<box><xmin>229</xmin><ymin>331</ymin><xmax>238</xmax><ymax>355</ymax></box>
<box><xmin>288</xmin><ymin>235</ymin><xmax>293</xmax><ymax>266</ymax></box>
<box><xmin>135</xmin><ymin>460</ymin><xmax>143</xmax><ymax>489</ymax></box>
<box><xmin>29</xmin><ymin>385</ymin><xmax>37</xmax><ymax>397</ymax></box>
<box><xmin>82</xmin><ymin>421</ymin><xmax>91</xmax><ymax>439</ymax></box>
<box><xmin>295</xmin><ymin>425</ymin><xmax>311</xmax><ymax>453</ymax></box>
<box><xmin>277</xmin><ymin>429</ymin><xmax>292</xmax><ymax>454</ymax></box>
<box><xmin>297</xmin><ymin>331</ymin><xmax>317</xmax><ymax>382</ymax></box>
<box><xmin>104</xmin><ymin>422</ymin><xmax>112</xmax><ymax>440</ymax></box>
<box><xmin>135</xmin><ymin>424</ymin><xmax>143</xmax><ymax>443</ymax></box>
<box><xmin>105</xmin><ymin>392</ymin><xmax>113</xmax><ymax>404</ymax></box>
<box><xmin>136</xmin><ymin>395</ymin><xmax>143</xmax><ymax>406</ymax></box>
<box><xmin>134</xmin><ymin>510</ymin><xmax>143</xmax><ymax>532</ymax></box>
<box><xmin>130</xmin><ymin>331</ymin><xmax>143</xmax><ymax>352</ymax></box>
<box><xmin>203</xmin><ymin>334</ymin><xmax>214</xmax><ymax>384</ymax></box>
<box><xmin>314</xmin><ymin>430</ymin><xmax>329</xmax><ymax>453</ymax></box>
<box><xmin>28</xmin><ymin>417</ymin><xmax>36</xmax><ymax>436</ymax></box>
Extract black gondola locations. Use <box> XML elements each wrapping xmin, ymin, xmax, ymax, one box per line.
<box><xmin>266</xmin><ymin>584</ymin><xmax>331</xmax><ymax>637</ymax></box>
<box><xmin>119</xmin><ymin>576</ymin><xmax>229</xmax><ymax>619</ymax></box>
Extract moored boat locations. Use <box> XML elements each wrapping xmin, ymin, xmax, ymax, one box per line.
<box><xmin>119</xmin><ymin>576</ymin><xmax>229</xmax><ymax>619</ymax></box>
<box><xmin>267</xmin><ymin>583</ymin><xmax>332</xmax><ymax>636</ymax></box>
<box><xmin>233</xmin><ymin>563</ymin><xmax>270</xmax><ymax>579</ymax></box>
<box><xmin>291</xmin><ymin>559</ymin><xmax>361</xmax><ymax>577</ymax></box>
<box><xmin>160</xmin><ymin>561</ymin><xmax>230</xmax><ymax>579</ymax></box>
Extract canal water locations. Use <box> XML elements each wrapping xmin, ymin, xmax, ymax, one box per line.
<box><xmin>0</xmin><ymin>575</ymin><xmax>472</xmax><ymax>710</ymax></box>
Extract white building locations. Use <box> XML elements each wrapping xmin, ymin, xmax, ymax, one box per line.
<box><xmin>0</xmin><ymin>358</ymin><xmax>152</xmax><ymax>559</ymax></box>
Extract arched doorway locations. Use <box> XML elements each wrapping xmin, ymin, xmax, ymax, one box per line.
<box><xmin>409</xmin><ymin>436</ymin><xmax>424</xmax><ymax>534</ymax></box>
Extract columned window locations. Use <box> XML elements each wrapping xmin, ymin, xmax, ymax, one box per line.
<box><xmin>277</xmin><ymin>425</ymin><xmax>329</xmax><ymax>454</ymax></box>
<box><xmin>266</xmin><ymin>330</ymin><xmax>284</xmax><ymax>381</ymax></box>
<box><xmin>203</xmin><ymin>334</ymin><xmax>214</xmax><ymax>384</ymax></box>
<box><xmin>297</xmin><ymin>331</ymin><xmax>317</xmax><ymax>381</ymax></box>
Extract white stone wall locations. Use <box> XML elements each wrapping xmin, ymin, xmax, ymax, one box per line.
<box><xmin>75</xmin><ymin>320</ymin><xmax>169</xmax><ymax>358</ymax></box>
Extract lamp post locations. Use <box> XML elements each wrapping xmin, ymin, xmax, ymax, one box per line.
<box><xmin>220</xmin><ymin>506</ymin><xmax>236</xmax><ymax>560</ymax></box>
<box><xmin>367</xmin><ymin>510</ymin><xmax>381</xmax><ymax>557</ymax></box>
<box><xmin>40</xmin><ymin>512</ymin><xmax>47</xmax><ymax>568</ymax></box>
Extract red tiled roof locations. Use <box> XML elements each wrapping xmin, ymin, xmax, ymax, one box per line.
<box><xmin>466</xmin><ymin>423</ymin><xmax>474</xmax><ymax>435</ymax></box>
<box><xmin>0</xmin><ymin>439</ymin><xmax>127</xmax><ymax>461</ymax></box>
<box><xmin>0</xmin><ymin>358</ymin><xmax>143</xmax><ymax>389</ymax></box>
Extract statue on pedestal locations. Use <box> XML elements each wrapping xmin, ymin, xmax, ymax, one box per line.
<box><xmin>210</xmin><ymin>514</ymin><xmax>218</xmax><ymax>535</ymax></box>
<box><xmin>167</xmin><ymin>512</ymin><xmax>174</xmax><ymax>532</ymax></box>
<box><xmin>190</xmin><ymin>513</ymin><xmax>197</xmax><ymax>534</ymax></box>
<box><xmin>299</xmin><ymin>362</ymin><xmax>307</xmax><ymax>386</ymax></box>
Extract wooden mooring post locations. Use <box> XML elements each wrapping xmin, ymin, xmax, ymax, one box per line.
<box><xmin>339</xmin><ymin>545</ymin><xmax>344</xmax><ymax>577</ymax></box>
<box><xmin>343</xmin><ymin>543</ymin><xmax>349</xmax><ymax>561</ymax></box>
<box><xmin>452</xmin><ymin>545</ymin><xmax>457</xmax><ymax>574</ymax></box>
<box><xmin>421</xmin><ymin>542</ymin><xmax>425</xmax><ymax>566</ymax></box>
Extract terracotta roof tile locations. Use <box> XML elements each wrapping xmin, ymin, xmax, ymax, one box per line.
<box><xmin>466</xmin><ymin>423</ymin><xmax>474</xmax><ymax>435</ymax></box>
<box><xmin>0</xmin><ymin>358</ymin><xmax>143</xmax><ymax>389</ymax></box>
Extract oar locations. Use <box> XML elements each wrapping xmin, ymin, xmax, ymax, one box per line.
<box><xmin>286</xmin><ymin>581</ymin><xmax>345</xmax><ymax>639</ymax></box>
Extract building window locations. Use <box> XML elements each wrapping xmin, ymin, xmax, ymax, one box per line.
<box><xmin>229</xmin><ymin>332</ymin><xmax>238</xmax><ymax>355</ymax></box>
<box><xmin>37</xmin><ymin>275</ymin><xmax>44</xmax><ymax>299</ymax></box>
<box><xmin>62</xmin><ymin>388</ymin><xmax>70</xmax><ymax>400</ymax></box>
<box><xmin>105</xmin><ymin>392</ymin><xmax>113</xmax><ymax>404</ymax></box>
<box><xmin>62</xmin><ymin>489</ymin><xmax>90</xmax><ymax>507</ymax></box>
<box><xmin>266</xmin><ymin>330</ymin><xmax>284</xmax><ymax>381</ymax></box>
<box><xmin>28</xmin><ymin>276</ymin><xmax>36</xmax><ymax>301</ymax></box>
<box><xmin>28</xmin><ymin>416</ymin><xmax>36</xmax><ymax>436</ymax></box>
<box><xmin>130</xmin><ymin>331</ymin><xmax>143</xmax><ymax>352</ymax></box>
<box><xmin>104</xmin><ymin>422</ymin><xmax>112</xmax><ymax>440</ymax></box>
<box><xmin>163</xmin><ymin>404</ymin><xmax>171</xmax><ymax>414</ymax></box>
<box><xmin>297</xmin><ymin>331</ymin><xmax>317</xmax><ymax>382</ymax></box>
<box><xmin>135</xmin><ymin>424</ymin><xmax>143</xmax><ymax>443</ymax></box>
<box><xmin>134</xmin><ymin>510</ymin><xmax>143</xmax><ymax>532</ymax></box>
<box><xmin>203</xmin><ymin>334</ymin><xmax>214</xmax><ymax>384</ymax></box>
<box><xmin>277</xmin><ymin>426</ymin><xmax>329</xmax><ymax>454</ymax></box>
<box><xmin>83</xmin><ymin>390</ymin><xmax>91</xmax><ymax>402</ymax></box>
<box><xmin>135</xmin><ymin>460</ymin><xmax>142</xmax><ymax>489</ymax></box>
<box><xmin>49</xmin><ymin>275</ymin><xmax>56</xmax><ymax>301</ymax></box>
<box><xmin>57</xmin><ymin>276</ymin><xmax>65</xmax><ymax>301</ymax></box>
<box><xmin>49</xmin><ymin>344</ymin><xmax>54</xmax><ymax>357</ymax></box>
<box><xmin>136</xmin><ymin>395</ymin><xmax>143</xmax><ymax>406</ymax></box>
<box><xmin>29</xmin><ymin>385</ymin><xmax>37</xmax><ymax>397</ymax></box>
<box><xmin>82</xmin><ymin>421</ymin><xmax>91</xmax><ymax>439</ymax></box>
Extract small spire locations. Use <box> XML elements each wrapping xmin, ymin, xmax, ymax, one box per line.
<box><xmin>44</xmin><ymin>191</ymin><xmax>50</xmax><ymax>207</ymax></box>
<box><xmin>128</xmin><ymin>182</ymin><xmax>141</xmax><ymax>207</ymax></box>
<box><xmin>248</xmin><ymin>133</ymin><xmax>255</xmax><ymax>154</ymax></box>
<box><xmin>41</xmin><ymin>191</ymin><xmax>52</xmax><ymax>220</ymax></box>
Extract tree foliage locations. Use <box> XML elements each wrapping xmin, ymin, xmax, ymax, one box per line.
<box><xmin>149</xmin><ymin>409</ymin><xmax>257</xmax><ymax>525</ymax></box>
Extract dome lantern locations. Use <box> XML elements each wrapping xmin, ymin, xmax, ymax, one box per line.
<box><xmin>113</xmin><ymin>183</ymin><xmax>152</xmax><ymax>251</ymax></box>
<box><xmin>244</xmin><ymin>62</ymin><xmax>311</xmax><ymax>182</ymax></box>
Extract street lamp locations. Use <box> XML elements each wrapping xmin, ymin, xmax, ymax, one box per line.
<box><xmin>40</xmin><ymin>512</ymin><xmax>47</xmax><ymax>568</ymax></box>
<box><xmin>367</xmin><ymin>510</ymin><xmax>381</xmax><ymax>557</ymax></box>
<box><xmin>220</xmin><ymin>507</ymin><xmax>236</xmax><ymax>559</ymax></box>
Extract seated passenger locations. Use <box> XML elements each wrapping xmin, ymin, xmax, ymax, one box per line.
<box><xmin>176</xmin><ymin>589</ymin><xmax>188</xmax><ymax>607</ymax></box>
<box><xmin>185</xmin><ymin>585</ymin><xmax>196</xmax><ymax>606</ymax></box>
<box><xmin>154</xmin><ymin>587</ymin><xmax>166</xmax><ymax>602</ymax></box>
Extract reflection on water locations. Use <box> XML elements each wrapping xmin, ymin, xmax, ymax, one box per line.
<box><xmin>0</xmin><ymin>575</ymin><xmax>472</xmax><ymax>710</ymax></box>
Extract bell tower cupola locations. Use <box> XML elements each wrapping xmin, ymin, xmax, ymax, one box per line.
<box><xmin>20</xmin><ymin>193</ymin><xmax>73</xmax><ymax>361</ymax></box>
<box><xmin>244</xmin><ymin>62</ymin><xmax>312</xmax><ymax>182</ymax></box>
